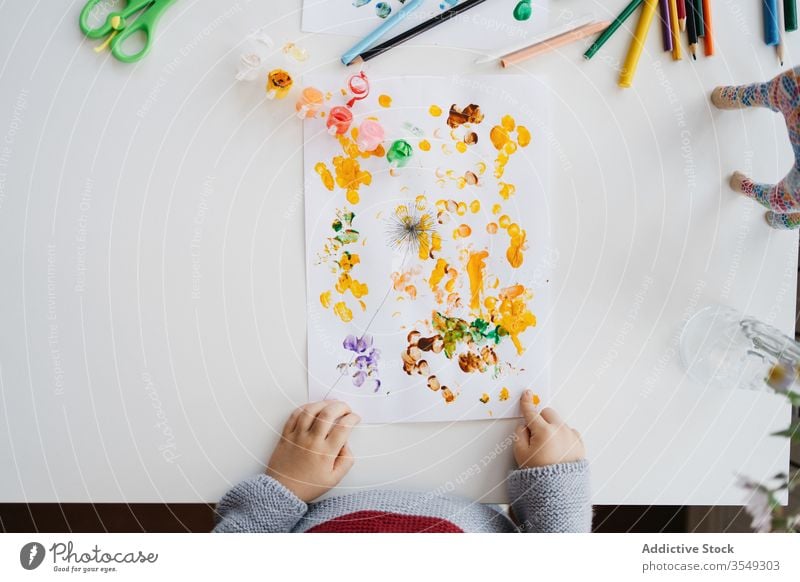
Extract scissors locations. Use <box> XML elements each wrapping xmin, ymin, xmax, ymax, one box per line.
<box><xmin>79</xmin><ymin>0</ymin><xmax>177</xmax><ymax>63</ymax></box>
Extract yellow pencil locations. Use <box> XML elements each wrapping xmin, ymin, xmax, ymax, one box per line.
<box><xmin>619</xmin><ymin>0</ymin><xmax>659</xmax><ymax>88</ymax></box>
<box><xmin>668</xmin><ymin>0</ymin><xmax>682</xmax><ymax>60</ymax></box>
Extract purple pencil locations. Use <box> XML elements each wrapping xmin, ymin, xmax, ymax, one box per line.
<box><xmin>659</xmin><ymin>0</ymin><xmax>673</xmax><ymax>51</ymax></box>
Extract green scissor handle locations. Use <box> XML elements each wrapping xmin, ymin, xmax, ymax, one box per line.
<box><xmin>79</xmin><ymin>0</ymin><xmax>176</xmax><ymax>63</ymax></box>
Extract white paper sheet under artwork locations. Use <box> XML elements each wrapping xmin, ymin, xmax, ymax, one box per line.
<box><xmin>301</xmin><ymin>0</ymin><xmax>551</xmax><ymax>53</ymax></box>
<box><xmin>304</xmin><ymin>74</ymin><xmax>551</xmax><ymax>423</ymax></box>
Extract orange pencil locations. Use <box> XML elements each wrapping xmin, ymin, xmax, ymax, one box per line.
<box><xmin>701</xmin><ymin>0</ymin><xmax>714</xmax><ymax>55</ymax></box>
<box><xmin>500</xmin><ymin>21</ymin><xmax>612</xmax><ymax>67</ymax></box>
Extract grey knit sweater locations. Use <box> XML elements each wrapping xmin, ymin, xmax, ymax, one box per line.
<box><xmin>213</xmin><ymin>459</ymin><xmax>591</xmax><ymax>533</ymax></box>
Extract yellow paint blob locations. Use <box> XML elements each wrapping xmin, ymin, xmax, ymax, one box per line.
<box><xmin>429</xmin><ymin>104</ymin><xmax>442</xmax><ymax>117</ymax></box>
<box><xmin>499</xmin><ymin>387</ymin><xmax>510</xmax><ymax>401</ymax></box>
<box><xmin>469</xmin><ymin>200</ymin><xmax>481</xmax><ymax>213</ymax></box>
<box><xmin>517</xmin><ymin>125</ymin><xmax>531</xmax><ymax>147</ymax></box>
<box><xmin>320</xmin><ymin>291</ymin><xmax>331</xmax><ymax>308</ymax></box>
<box><xmin>507</xmin><ymin>230</ymin><xmax>526</xmax><ymax>269</ymax></box>
<box><xmin>333</xmin><ymin>301</ymin><xmax>353</xmax><ymax>322</ymax></box>
<box><xmin>532</xmin><ymin>393</ymin><xmax>541</xmax><ymax>405</ymax></box>
<box><xmin>456</xmin><ymin>202</ymin><xmax>467</xmax><ymax>216</ymax></box>
<box><xmin>498</xmin><ymin>182</ymin><xmax>516</xmax><ymax>200</ymax></box>
<box><xmin>501</xmin><ymin>115</ymin><xmax>516</xmax><ymax>132</ymax></box>
<box><xmin>455</xmin><ymin>141</ymin><xmax>468</xmax><ymax>154</ymax></box>
<box><xmin>491</xmin><ymin>203</ymin><xmax>502</xmax><ymax>215</ymax></box>
<box><xmin>429</xmin><ymin>258</ymin><xmax>448</xmax><ymax>293</ymax></box>
<box><xmin>378</xmin><ymin>94</ymin><xmax>392</xmax><ymax>107</ymax></box>
<box><xmin>490</xmin><ymin>126</ymin><xmax>511</xmax><ymax>150</ymax></box>
<box><xmin>457</xmin><ymin>224</ymin><xmax>472</xmax><ymax>237</ymax></box>
<box><xmin>496</xmin><ymin>293</ymin><xmax>536</xmax><ymax>354</ymax></box>
<box><xmin>466</xmin><ymin>250</ymin><xmax>489</xmax><ymax>312</ymax></box>
<box><xmin>419</xmin><ymin>139</ymin><xmax>431</xmax><ymax>151</ymax></box>
<box><xmin>346</xmin><ymin>189</ymin><xmax>359</xmax><ymax>204</ymax></box>
<box><xmin>480</xmin><ymin>393</ymin><xmax>490</xmax><ymax>404</ymax></box>
<box><xmin>314</xmin><ymin>162</ymin><xmax>334</xmax><ymax>191</ymax></box>
<box><xmin>499</xmin><ymin>214</ymin><xmax>511</xmax><ymax>228</ymax></box>
<box><xmin>338</xmin><ymin>252</ymin><xmax>360</xmax><ymax>272</ymax></box>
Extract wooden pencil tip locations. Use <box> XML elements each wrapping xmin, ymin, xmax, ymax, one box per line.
<box><xmin>348</xmin><ymin>56</ymin><xmax>363</xmax><ymax>67</ymax></box>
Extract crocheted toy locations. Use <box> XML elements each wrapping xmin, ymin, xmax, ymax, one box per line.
<box><xmin>711</xmin><ymin>67</ymin><xmax>800</xmax><ymax>230</ymax></box>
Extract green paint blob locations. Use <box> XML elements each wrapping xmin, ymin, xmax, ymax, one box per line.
<box><xmin>386</xmin><ymin>140</ymin><xmax>413</xmax><ymax>167</ymax></box>
<box><xmin>513</xmin><ymin>0</ymin><xmax>532</xmax><ymax>21</ymax></box>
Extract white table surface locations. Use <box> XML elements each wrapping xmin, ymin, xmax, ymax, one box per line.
<box><xmin>0</xmin><ymin>0</ymin><xmax>796</xmax><ymax>505</ymax></box>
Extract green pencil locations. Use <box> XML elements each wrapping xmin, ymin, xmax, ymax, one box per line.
<box><xmin>584</xmin><ymin>0</ymin><xmax>645</xmax><ymax>59</ymax></box>
<box><xmin>694</xmin><ymin>0</ymin><xmax>705</xmax><ymax>37</ymax></box>
<box><xmin>786</xmin><ymin>0</ymin><xmax>798</xmax><ymax>31</ymax></box>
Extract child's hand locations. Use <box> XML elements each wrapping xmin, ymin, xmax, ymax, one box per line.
<box><xmin>513</xmin><ymin>391</ymin><xmax>585</xmax><ymax>469</ymax></box>
<box><xmin>266</xmin><ymin>400</ymin><xmax>360</xmax><ymax>502</ymax></box>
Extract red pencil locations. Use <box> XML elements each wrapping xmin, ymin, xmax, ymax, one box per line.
<box><xmin>677</xmin><ymin>0</ymin><xmax>686</xmax><ymax>31</ymax></box>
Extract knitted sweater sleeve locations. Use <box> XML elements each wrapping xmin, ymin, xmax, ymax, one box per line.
<box><xmin>507</xmin><ymin>459</ymin><xmax>592</xmax><ymax>533</ymax></box>
<box><xmin>212</xmin><ymin>474</ymin><xmax>308</xmax><ymax>533</ymax></box>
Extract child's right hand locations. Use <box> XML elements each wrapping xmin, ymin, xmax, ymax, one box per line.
<box><xmin>513</xmin><ymin>391</ymin><xmax>585</xmax><ymax>469</ymax></box>
<box><xmin>266</xmin><ymin>400</ymin><xmax>360</xmax><ymax>502</ymax></box>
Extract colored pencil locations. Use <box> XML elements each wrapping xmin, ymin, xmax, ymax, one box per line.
<box><xmin>677</xmin><ymin>0</ymin><xmax>687</xmax><ymax>31</ymax></box>
<box><xmin>659</xmin><ymin>0</ymin><xmax>673</xmax><ymax>51</ymax></box>
<box><xmin>701</xmin><ymin>0</ymin><xmax>714</xmax><ymax>55</ymax></box>
<box><xmin>763</xmin><ymin>0</ymin><xmax>781</xmax><ymax>46</ymax></box>
<box><xmin>584</xmin><ymin>0</ymin><xmax>645</xmax><ymax>60</ymax></box>
<box><xmin>669</xmin><ymin>0</ymin><xmax>683</xmax><ymax>59</ymax></box>
<box><xmin>619</xmin><ymin>0</ymin><xmax>659</xmax><ymax>88</ymax></box>
<box><xmin>475</xmin><ymin>15</ymin><xmax>594</xmax><ymax>64</ymax></box>
<box><xmin>786</xmin><ymin>0</ymin><xmax>798</xmax><ymax>31</ymax></box>
<box><xmin>686</xmin><ymin>0</ymin><xmax>698</xmax><ymax>59</ymax></box>
<box><xmin>502</xmin><ymin>20</ymin><xmax>611</xmax><ymax>67</ymax></box>
<box><xmin>351</xmin><ymin>0</ymin><xmax>489</xmax><ymax>65</ymax></box>
<box><xmin>694</xmin><ymin>0</ymin><xmax>705</xmax><ymax>37</ymax></box>
<box><xmin>340</xmin><ymin>0</ymin><xmax>424</xmax><ymax>65</ymax></box>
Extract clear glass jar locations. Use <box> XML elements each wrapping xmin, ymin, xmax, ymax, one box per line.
<box><xmin>680</xmin><ymin>305</ymin><xmax>800</xmax><ymax>392</ymax></box>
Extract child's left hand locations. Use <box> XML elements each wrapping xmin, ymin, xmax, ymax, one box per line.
<box><xmin>266</xmin><ymin>400</ymin><xmax>361</xmax><ymax>502</ymax></box>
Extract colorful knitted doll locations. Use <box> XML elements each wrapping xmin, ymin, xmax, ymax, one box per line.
<box><xmin>711</xmin><ymin>67</ymin><xmax>800</xmax><ymax>230</ymax></box>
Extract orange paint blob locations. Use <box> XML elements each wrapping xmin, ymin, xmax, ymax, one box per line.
<box><xmin>378</xmin><ymin>94</ymin><xmax>392</xmax><ymax>107</ymax></box>
<box><xmin>486</xmin><ymin>222</ymin><xmax>498</xmax><ymax>234</ymax></box>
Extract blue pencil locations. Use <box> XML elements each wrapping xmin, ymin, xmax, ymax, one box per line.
<box><xmin>763</xmin><ymin>0</ymin><xmax>780</xmax><ymax>46</ymax></box>
<box><xmin>341</xmin><ymin>0</ymin><xmax>425</xmax><ymax>65</ymax></box>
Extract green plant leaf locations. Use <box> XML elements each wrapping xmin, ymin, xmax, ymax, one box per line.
<box><xmin>771</xmin><ymin>422</ymin><xmax>800</xmax><ymax>442</ymax></box>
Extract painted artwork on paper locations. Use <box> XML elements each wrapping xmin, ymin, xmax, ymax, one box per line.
<box><xmin>304</xmin><ymin>74</ymin><xmax>551</xmax><ymax>423</ymax></box>
<box><xmin>301</xmin><ymin>0</ymin><xmax>550</xmax><ymax>53</ymax></box>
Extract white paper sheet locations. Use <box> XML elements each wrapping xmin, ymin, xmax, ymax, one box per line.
<box><xmin>301</xmin><ymin>0</ymin><xmax>551</xmax><ymax>54</ymax></box>
<box><xmin>304</xmin><ymin>74</ymin><xmax>551</xmax><ymax>423</ymax></box>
